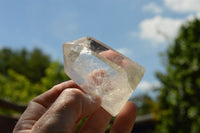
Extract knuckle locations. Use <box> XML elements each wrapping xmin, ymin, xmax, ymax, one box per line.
<box><xmin>62</xmin><ymin>88</ymin><xmax>84</xmax><ymax>99</ymax></box>
<box><xmin>58</xmin><ymin>88</ymin><xmax>84</xmax><ymax>108</ymax></box>
<box><xmin>27</xmin><ymin>100</ymin><xmax>34</xmax><ymax>108</ymax></box>
<box><xmin>52</xmin><ymin>84</ymin><xmax>61</xmax><ymax>91</ymax></box>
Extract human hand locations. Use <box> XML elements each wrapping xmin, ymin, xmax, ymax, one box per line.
<box><xmin>13</xmin><ymin>80</ymin><xmax>137</xmax><ymax>133</ymax></box>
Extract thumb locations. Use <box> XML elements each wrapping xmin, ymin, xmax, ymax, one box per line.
<box><xmin>32</xmin><ymin>88</ymin><xmax>101</xmax><ymax>133</ymax></box>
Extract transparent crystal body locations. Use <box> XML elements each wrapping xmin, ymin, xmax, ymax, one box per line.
<box><xmin>63</xmin><ymin>37</ymin><xmax>145</xmax><ymax>116</ymax></box>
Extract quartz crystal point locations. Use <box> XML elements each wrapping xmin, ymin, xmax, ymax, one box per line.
<box><xmin>63</xmin><ymin>37</ymin><xmax>145</xmax><ymax>116</ymax></box>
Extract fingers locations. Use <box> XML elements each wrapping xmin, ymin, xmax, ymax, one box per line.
<box><xmin>13</xmin><ymin>80</ymin><xmax>81</xmax><ymax>132</ymax></box>
<box><xmin>110</xmin><ymin>101</ymin><xmax>137</xmax><ymax>133</ymax></box>
<box><xmin>79</xmin><ymin>107</ymin><xmax>112</xmax><ymax>133</ymax></box>
<box><xmin>32</xmin><ymin>80</ymin><xmax>81</xmax><ymax>109</ymax></box>
<box><xmin>80</xmin><ymin>101</ymin><xmax>137</xmax><ymax>133</ymax></box>
<box><xmin>14</xmin><ymin>77</ymin><xmax>138</xmax><ymax>133</ymax></box>
<box><xmin>31</xmin><ymin>88</ymin><xmax>101</xmax><ymax>133</ymax></box>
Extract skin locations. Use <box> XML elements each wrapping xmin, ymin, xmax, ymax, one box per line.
<box><xmin>13</xmin><ymin>80</ymin><xmax>137</xmax><ymax>133</ymax></box>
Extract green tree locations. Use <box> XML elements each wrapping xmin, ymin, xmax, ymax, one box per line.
<box><xmin>0</xmin><ymin>69</ymin><xmax>38</xmax><ymax>104</ymax></box>
<box><xmin>41</xmin><ymin>61</ymin><xmax>70</xmax><ymax>89</ymax></box>
<box><xmin>0</xmin><ymin>48</ymin><xmax>69</xmax><ymax>115</ymax></box>
<box><xmin>0</xmin><ymin>48</ymin><xmax>50</xmax><ymax>83</ymax></box>
<box><xmin>156</xmin><ymin>18</ymin><xmax>200</xmax><ymax>133</ymax></box>
<box><xmin>132</xmin><ymin>95</ymin><xmax>158</xmax><ymax>116</ymax></box>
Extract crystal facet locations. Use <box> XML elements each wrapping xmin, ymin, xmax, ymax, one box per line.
<box><xmin>63</xmin><ymin>37</ymin><xmax>145</xmax><ymax>116</ymax></box>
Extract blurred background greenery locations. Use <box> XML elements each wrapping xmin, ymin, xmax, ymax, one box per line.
<box><xmin>0</xmin><ymin>48</ymin><xmax>70</xmax><ymax>115</ymax></box>
<box><xmin>155</xmin><ymin>18</ymin><xmax>200</xmax><ymax>133</ymax></box>
<box><xmin>0</xmin><ymin>18</ymin><xmax>200</xmax><ymax>133</ymax></box>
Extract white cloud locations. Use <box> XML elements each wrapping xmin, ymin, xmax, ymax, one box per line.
<box><xmin>116</xmin><ymin>48</ymin><xmax>132</xmax><ymax>56</ymax></box>
<box><xmin>143</xmin><ymin>2</ymin><xmax>162</xmax><ymax>14</ymax></box>
<box><xmin>139</xmin><ymin>16</ymin><xmax>183</xmax><ymax>44</ymax></box>
<box><xmin>165</xmin><ymin>0</ymin><xmax>200</xmax><ymax>13</ymax></box>
<box><xmin>137</xmin><ymin>80</ymin><xmax>161</xmax><ymax>91</ymax></box>
<box><xmin>186</xmin><ymin>13</ymin><xmax>200</xmax><ymax>21</ymax></box>
<box><xmin>131</xmin><ymin>80</ymin><xmax>161</xmax><ymax>98</ymax></box>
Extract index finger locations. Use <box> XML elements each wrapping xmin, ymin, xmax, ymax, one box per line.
<box><xmin>14</xmin><ymin>80</ymin><xmax>81</xmax><ymax>131</ymax></box>
<box><xmin>32</xmin><ymin>80</ymin><xmax>81</xmax><ymax>109</ymax></box>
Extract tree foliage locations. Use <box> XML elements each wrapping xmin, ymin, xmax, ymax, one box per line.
<box><xmin>0</xmin><ymin>48</ymin><xmax>69</xmax><ymax>115</ymax></box>
<box><xmin>156</xmin><ymin>18</ymin><xmax>200</xmax><ymax>133</ymax></box>
<box><xmin>132</xmin><ymin>95</ymin><xmax>158</xmax><ymax>116</ymax></box>
<box><xmin>0</xmin><ymin>48</ymin><xmax>50</xmax><ymax>83</ymax></box>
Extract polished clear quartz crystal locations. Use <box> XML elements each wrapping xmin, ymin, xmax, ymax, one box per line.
<box><xmin>63</xmin><ymin>37</ymin><xmax>145</xmax><ymax>116</ymax></box>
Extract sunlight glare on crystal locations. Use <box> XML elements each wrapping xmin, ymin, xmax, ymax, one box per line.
<box><xmin>63</xmin><ymin>37</ymin><xmax>145</xmax><ymax>116</ymax></box>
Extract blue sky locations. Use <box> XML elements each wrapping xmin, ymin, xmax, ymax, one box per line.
<box><xmin>1</xmin><ymin>0</ymin><xmax>200</xmax><ymax>96</ymax></box>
